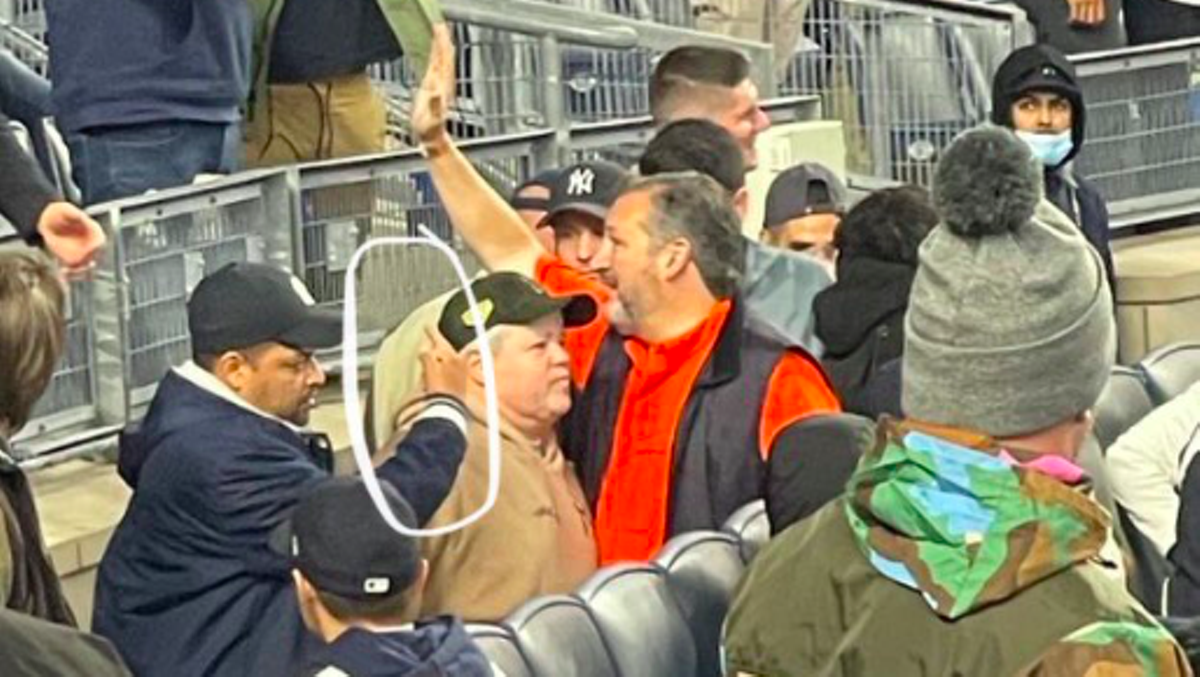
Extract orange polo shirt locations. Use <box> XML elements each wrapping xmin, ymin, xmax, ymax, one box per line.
<box><xmin>535</xmin><ymin>255</ymin><xmax>840</xmax><ymax>562</ymax></box>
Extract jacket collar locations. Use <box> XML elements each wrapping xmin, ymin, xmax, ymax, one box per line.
<box><xmin>694</xmin><ymin>295</ymin><xmax>747</xmax><ymax>389</ymax></box>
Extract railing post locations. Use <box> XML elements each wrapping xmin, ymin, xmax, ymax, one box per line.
<box><xmin>538</xmin><ymin>33</ymin><xmax>571</xmax><ymax>171</ymax></box>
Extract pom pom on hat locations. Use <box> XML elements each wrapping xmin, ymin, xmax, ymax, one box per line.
<box><xmin>932</xmin><ymin>125</ymin><xmax>1042</xmax><ymax>238</ymax></box>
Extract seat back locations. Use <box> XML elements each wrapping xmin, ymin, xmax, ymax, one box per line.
<box><xmin>655</xmin><ymin>531</ymin><xmax>745</xmax><ymax>677</ymax></box>
<box><xmin>721</xmin><ymin>500</ymin><xmax>770</xmax><ymax>563</ymax></box>
<box><xmin>766</xmin><ymin>413</ymin><xmax>873</xmax><ymax>534</ymax></box>
<box><xmin>1139</xmin><ymin>342</ymin><xmax>1200</xmax><ymax>405</ymax></box>
<box><xmin>466</xmin><ymin>623</ymin><xmax>535</xmax><ymax>677</ymax></box>
<box><xmin>576</xmin><ymin>564</ymin><xmax>698</xmax><ymax>677</ymax></box>
<box><xmin>507</xmin><ymin>595</ymin><xmax>618</xmax><ymax>677</ymax></box>
<box><xmin>1093</xmin><ymin>366</ymin><xmax>1156</xmax><ymax>452</ymax></box>
<box><xmin>1117</xmin><ymin>505</ymin><xmax>1171</xmax><ymax>614</ymax></box>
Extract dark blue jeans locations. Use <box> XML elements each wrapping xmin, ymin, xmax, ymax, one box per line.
<box><xmin>66</xmin><ymin>120</ymin><xmax>241</xmax><ymax>205</ymax></box>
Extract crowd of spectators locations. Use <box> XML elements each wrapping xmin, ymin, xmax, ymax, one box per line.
<box><xmin>0</xmin><ymin>2</ymin><xmax>1199</xmax><ymax>676</ymax></box>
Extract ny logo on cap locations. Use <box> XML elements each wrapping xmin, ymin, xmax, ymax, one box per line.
<box><xmin>567</xmin><ymin>168</ymin><xmax>596</xmax><ymax>197</ymax></box>
<box><xmin>1042</xmin><ymin>66</ymin><xmax>1060</xmax><ymax>79</ymax></box>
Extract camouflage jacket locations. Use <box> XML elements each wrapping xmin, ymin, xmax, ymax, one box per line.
<box><xmin>723</xmin><ymin>419</ymin><xmax>1191</xmax><ymax>677</ymax></box>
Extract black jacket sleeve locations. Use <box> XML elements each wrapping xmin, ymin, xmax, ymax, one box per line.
<box><xmin>1169</xmin><ymin>455</ymin><xmax>1200</xmax><ymax>615</ymax></box>
<box><xmin>765</xmin><ymin>413</ymin><xmax>874</xmax><ymax>535</ymax></box>
<box><xmin>0</xmin><ymin>111</ymin><xmax>57</xmax><ymax>244</ymax></box>
<box><xmin>377</xmin><ymin>415</ymin><xmax>467</xmax><ymax>526</ymax></box>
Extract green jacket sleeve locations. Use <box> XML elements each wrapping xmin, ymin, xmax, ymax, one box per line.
<box><xmin>1020</xmin><ymin>621</ymin><xmax>1193</xmax><ymax>677</ymax></box>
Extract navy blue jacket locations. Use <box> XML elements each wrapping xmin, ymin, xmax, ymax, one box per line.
<box><xmin>92</xmin><ymin>371</ymin><xmax>465</xmax><ymax>677</ymax></box>
<box><xmin>301</xmin><ymin>617</ymin><xmax>492</xmax><ymax>677</ymax></box>
<box><xmin>46</xmin><ymin>0</ymin><xmax>251</xmax><ymax>134</ymax></box>
<box><xmin>1046</xmin><ymin>170</ymin><xmax>1116</xmax><ymax>298</ymax></box>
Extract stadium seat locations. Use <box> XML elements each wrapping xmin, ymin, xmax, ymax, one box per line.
<box><xmin>1092</xmin><ymin>366</ymin><xmax>1156</xmax><ymax>452</ymax></box>
<box><xmin>576</xmin><ymin>564</ymin><xmax>698</xmax><ymax>677</ymax></box>
<box><xmin>507</xmin><ymin>595</ymin><xmax>618</xmax><ymax>677</ymax></box>
<box><xmin>465</xmin><ymin>623</ymin><xmax>536</xmax><ymax>677</ymax></box>
<box><xmin>655</xmin><ymin>531</ymin><xmax>744</xmax><ymax>677</ymax></box>
<box><xmin>1139</xmin><ymin>342</ymin><xmax>1200</xmax><ymax>405</ymax></box>
<box><xmin>766</xmin><ymin>413</ymin><xmax>873</xmax><ymax>535</ymax></box>
<box><xmin>1117</xmin><ymin>505</ymin><xmax>1171</xmax><ymax>614</ymax></box>
<box><xmin>722</xmin><ymin>500</ymin><xmax>770</xmax><ymax>564</ymax></box>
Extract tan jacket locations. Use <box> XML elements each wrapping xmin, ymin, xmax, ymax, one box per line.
<box><xmin>397</xmin><ymin>400</ymin><xmax>597</xmax><ymax>622</ymax></box>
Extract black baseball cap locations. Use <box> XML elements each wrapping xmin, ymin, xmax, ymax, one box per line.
<box><xmin>764</xmin><ymin>163</ymin><xmax>849</xmax><ymax>229</ymax></box>
<box><xmin>273</xmin><ymin>477</ymin><xmax>422</xmax><ymax>600</ymax></box>
<box><xmin>437</xmin><ymin>272</ymin><xmax>597</xmax><ymax>352</ymax></box>
<box><xmin>541</xmin><ymin>161</ymin><xmax>629</xmax><ymax>228</ymax></box>
<box><xmin>187</xmin><ymin>262</ymin><xmax>342</xmax><ymax>355</ymax></box>
<box><xmin>509</xmin><ymin>169</ymin><xmax>561</xmax><ymax>212</ymax></box>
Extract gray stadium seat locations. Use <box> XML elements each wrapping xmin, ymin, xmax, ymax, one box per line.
<box><xmin>465</xmin><ymin>623</ymin><xmax>535</xmax><ymax>677</ymax></box>
<box><xmin>655</xmin><ymin>531</ymin><xmax>744</xmax><ymax>677</ymax></box>
<box><xmin>1093</xmin><ymin>366</ymin><xmax>1156</xmax><ymax>452</ymax></box>
<box><xmin>1139</xmin><ymin>342</ymin><xmax>1200</xmax><ymax>405</ymax></box>
<box><xmin>721</xmin><ymin>500</ymin><xmax>770</xmax><ymax>564</ymax></box>
<box><xmin>576</xmin><ymin>564</ymin><xmax>698</xmax><ymax>677</ymax></box>
<box><xmin>507</xmin><ymin>595</ymin><xmax>618</xmax><ymax>677</ymax></box>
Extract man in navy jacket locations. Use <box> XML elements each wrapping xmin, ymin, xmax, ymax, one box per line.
<box><xmin>92</xmin><ymin>263</ymin><xmax>469</xmax><ymax>677</ymax></box>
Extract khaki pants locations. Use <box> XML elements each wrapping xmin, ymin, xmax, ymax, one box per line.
<box><xmin>693</xmin><ymin>0</ymin><xmax>811</xmax><ymax>78</ymax></box>
<box><xmin>244</xmin><ymin>70</ymin><xmax>387</xmax><ymax>167</ymax></box>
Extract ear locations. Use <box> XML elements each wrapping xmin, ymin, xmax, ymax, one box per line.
<box><xmin>658</xmin><ymin>238</ymin><xmax>692</xmax><ymax>282</ymax></box>
<box><xmin>465</xmin><ymin>348</ymin><xmax>486</xmax><ymax>389</ymax></box>
<box><xmin>212</xmin><ymin>351</ymin><xmax>250</xmax><ymax>392</ymax></box>
<box><xmin>733</xmin><ymin>188</ymin><xmax>750</xmax><ymax>221</ymax></box>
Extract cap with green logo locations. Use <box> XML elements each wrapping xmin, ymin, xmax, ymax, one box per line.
<box><xmin>437</xmin><ymin>272</ymin><xmax>598</xmax><ymax>351</ymax></box>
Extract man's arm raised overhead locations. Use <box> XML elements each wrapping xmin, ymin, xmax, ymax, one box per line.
<box><xmin>413</xmin><ymin>25</ymin><xmax>544</xmax><ymax>278</ymax></box>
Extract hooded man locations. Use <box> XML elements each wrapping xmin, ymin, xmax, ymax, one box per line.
<box><xmin>722</xmin><ymin>126</ymin><xmax>1189</xmax><ymax>676</ymax></box>
<box><xmin>992</xmin><ymin>44</ymin><xmax>1116</xmax><ymax>296</ymax></box>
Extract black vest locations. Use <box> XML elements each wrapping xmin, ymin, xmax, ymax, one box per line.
<box><xmin>561</xmin><ymin>299</ymin><xmax>822</xmax><ymax>535</ymax></box>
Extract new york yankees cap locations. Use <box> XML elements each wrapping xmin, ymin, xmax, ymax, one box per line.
<box><xmin>542</xmin><ymin>160</ymin><xmax>629</xmax><ymax>228</ymax></box>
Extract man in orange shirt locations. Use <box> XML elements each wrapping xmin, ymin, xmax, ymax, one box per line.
<box><xmin>413</xmin><ymin>27</ymin><xmax>840</xmax><ymax>563</ymax></box>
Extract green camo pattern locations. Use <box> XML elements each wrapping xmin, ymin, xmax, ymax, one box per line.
<box><xmin>844</xmin><ymin>420</ymin><xmax>1108</xmax><ymax>619</ymax></box>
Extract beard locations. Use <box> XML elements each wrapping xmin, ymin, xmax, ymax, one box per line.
<box><xmin>606</xmin><ymin>297</ymin><xmax>637</xmax><ymax>336</ymax></box>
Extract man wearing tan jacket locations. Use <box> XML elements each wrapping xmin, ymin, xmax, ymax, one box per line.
<box><xmin>392</xmin><ymin>272</ymin><xmax>599</xmax><ymax>622</ymax></box>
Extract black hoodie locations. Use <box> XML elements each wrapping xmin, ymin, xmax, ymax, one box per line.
<box><xmin>813</xmin><ymin>257</ymin><xmax>913</xmax><ymax>418</ymax></box>
<box><xmin>991</xmin><ymin>44</ymin><xmax>1116</xmax><ymax>296</ymax></box>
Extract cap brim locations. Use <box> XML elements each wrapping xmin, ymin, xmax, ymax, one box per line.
<box><xmin>276</xmin><ymin>308</ymin><xmax>343</xmax><ymax>350</ymax></box>
<box><xmin>1017</xmin><ymin>76</ymin><xmax>1077</xmax><ymax>101</ymax></box>
<box><xmin>510</xmin><ymin>291</ymin><xmax>598</xmax><ymax>330</ymax></box>
<box><xmin>544</xmin><ymin>203</ymin><xmax>609</xmax><ymax>227</ymax></box>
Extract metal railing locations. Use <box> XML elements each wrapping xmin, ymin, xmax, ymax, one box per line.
<box><xmin>780</xmin><ymin>0</ymin><xmax>1030</xmax><ymax>185</ymax></box>
<box><xmin>1070</xmin><ymin>38</ymin><xmax>1200</xmax><ymax>228</ymax></box>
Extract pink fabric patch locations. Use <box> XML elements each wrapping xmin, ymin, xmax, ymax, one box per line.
<box><xmin>998</xmin><ymin>450</ymin><xmax>1087</xmax><ymax>485</ymax></box>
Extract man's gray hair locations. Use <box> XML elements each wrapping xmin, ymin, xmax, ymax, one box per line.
<box><xmin>622</xmin><ymin>172</ymin><xmax>746</xmax><ymax>298</ymax></box>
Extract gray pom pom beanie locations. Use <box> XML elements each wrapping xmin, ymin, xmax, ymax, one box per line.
<box><xmin>902</xmin><ymin>125</ymin><xmax>1115</xmax><ymax>437</ymax></box>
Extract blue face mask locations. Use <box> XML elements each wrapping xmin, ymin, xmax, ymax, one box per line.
<box><xmin>1015</xmin><ymin>129</ymin><xmax>1073</xmax><ymax>168</ymax></box>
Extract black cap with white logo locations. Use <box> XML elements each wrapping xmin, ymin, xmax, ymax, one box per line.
<box><xmin>542</xmin><ymin>160</ymin><xmax>628</xmax><ymax>227</ymax></box>
<box><xmin>274</xmin><ymin>477</ymin><xmax>422</xmax><ymax>601</ymax></box>
<box><xmin>187</xmin><ymin>262</ymin><xmax>342</xmax><ymax>354</ymax></box>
